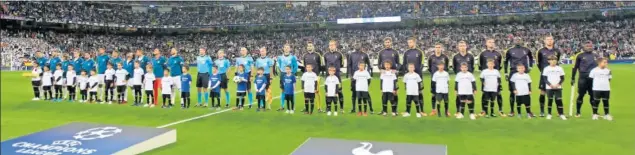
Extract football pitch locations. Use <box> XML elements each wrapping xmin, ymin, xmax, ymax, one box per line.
<box><xmin>2</xmin><ymin>64</ymin><xmax>634</xmax><ymax>155</ymax></box>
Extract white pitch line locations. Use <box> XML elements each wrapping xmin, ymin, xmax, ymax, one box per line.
<box><xmin>157</xmin><ymin>78</ymin><xmax>349</xmax><ymax>128</ymax></box>
<box><xmin>288</xmin><ymin>137</ymin><xmax>312</xmax><ymax>155</ymax></box>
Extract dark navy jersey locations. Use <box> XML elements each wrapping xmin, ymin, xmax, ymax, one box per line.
<box><xmin>504</xmin><ymin>46</ymin><xmax>534</xmax><ymax>73</ymax></box>
<box><xmin>302</xmin><ymin>52</ymin><xmax>323</xmax><ymax>74</ymax></box>
<box><xmin>402</xmin><ymin>48</ymin><xmax>425</xmax><ymax>75</ymax></box>
<box><xmin>347</xmin><ymin>51</ymin><xmax>371</xmax><ymax>77</ymax></box>
<box><xmin>324</xmin><ymin>50</ymin><xmax>344</xmax><ymax>74</ymax></box>
<box><xmin>377</xmin><ymin>48</ymin><xmax>400</xmax><ymax>70</ymax></box>
<box><xmin>572</xmin><ymin>51</ymin><xmax>600</xmax><ymax>77</ymax></box>
<box><xmin>536</xmin><ymin>47</ymin><xmax>561</xmax><ymax>72</ymax></box>
<box><xmin>478</xmin><ymin>50</ymin><xmax>502</xmax><ymax>70</ymax></box>
<box><xmin>452</xmin><ymin>52</ymin><xmax>475</xmax><ymax>73</ymax></box>
<box><xmin>427</xmin><ymin>53</ymin><xmax>449</xmax><ymax>74</ymax></box>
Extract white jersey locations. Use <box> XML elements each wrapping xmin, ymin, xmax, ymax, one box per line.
<box><xmin>479</xmin><ymin>69</ymin><xmax>500</xmax><ymax>92</ymax></box>
<box><xmin>542</xmin><ymin>66</ymin><xmax>565</xmax><ymax>90</ymax></box>
<box><xmin>144</xmin><ymin>73</ymin><xmax>155</xmax><ymax>90</ymax></box>
<box><xmin>510</xmin><ymin>73</ymin><xmax>532</xmax><ymax>96</ymax></box>
<box><xmin>88</xmin><ymin>75</ymin><xmax>99</xmax><ymax>92</ymax></box>
<box><xmin>66</xmin><ymin>71</ymin><xmax>77</xmax><ymax>86</ymax></box>
<box><xmin>132</xmin><ymin>68</ymin><xmax>144</xmax><ymax>85</ymax></box>
<box><xmin>589</xmin><ymin>67</ymin><xmax>612</xmax><ymax>91</ymax></box>
<box><xmin>301</xmin><ymin>72</ymin><xmax>319</xmax><ymax>93</ymax></box>
<box><xmin>31</xmin><ymin>68</ymin><xmax>42</xmax><ymax>81</ymax></box>
<box><xmin>324</xmin><ymin>76</ymin><xmax>340</xmax><ymax>97</ymax></box>
<box><xmin>403</xmin><ymin>72</ymin><xmax>422</xmax><ymax>95</ymax></box>
<box><xmin>114</xmin><ymin>69</ymin><xmax>129</xmax><ymax>86</ymax></box>
<box><xmin>78</xmin><ymin>76</ymin><xmax>88</xmax><ymax>90</ymax></box>
<box><xmin>104</xmin><ymin>69</ymin><xmax>115</xmax><ymax>80</ymax></box>
<box><xmin>53</xmin><ymin>70</ymin><xmax>64</xmax><ymax>85</ymax></box>
<box><xmin>353</xmin><ymin>70</ymin><xmax>372</xmax><ymax>92</ymax></box>
<box><xmin>42</xmin><ymin>71</ymin><xmax>53</xmax><ymax>86</ymax></box>
<box><xmin>380</xmin><ymin>71</ymin><xmax>398</xmax><ymax>93</ymax></box>
<box><xmin>455</xmin><ymin>72</ymin><xmax>476</xmax><ymax>95</ymax></box>
<box><xmin>161</xmin><ymin>77</ymin><xmax>173</xmax><ymax>94</ymax></box>
<box><xmin>432</xmin><ymin>71</ymin><xmax>450</xmax><ymax>94</ymax></box>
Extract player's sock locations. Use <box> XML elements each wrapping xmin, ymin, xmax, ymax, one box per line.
<box><xmin>326</xmin><ymin>101</ymin><xmax>331</xmax><ymax>112</ymax></box>
<box><xmin>508</xmin><ymin>94</ymin><xmax>515</xmax><ymax>113</ymax></box>
<box><xmin>391</xmin><ymin>103</ymin><xmax>397</xmax><ymax>114</ymax></box>
<box><xmin>444</xmin><ymin>101</ymin><xmax>449</xmax><ymax>114</ymax></box>
<box><xmin>516</xmin><ymin>105</ymin><xmax>522</xmax><ymax>116</ymax></box>
<box><xmin>367</xmin><ymin>97</ymin><xmax>374</xmax><ymax>112</ymax></box>
<box><xmin>497</xmin><ymin>98</ymin><xmax>503</xmax><ymax>112</ymax></box>
<box><xmin>556</xmin><ymin>99</ymin><xmax>564</xmax><ymax>115</ymax></box>
<box><xmin>225</xmin><ymin>91</ymin><xmax>230</xmax><ymax>106</ymax></box>
<box><xmin>539</xmin><ymin>94</ymin><xmax>546</xmax><ymax>114</ymax></box>
<box><xmin>467</xmin><ymin>103</ymin><xmax>475</xmax><ymax>114</ymax></box>
<box><xmin>338</xmin><ymin>92</ymin><xmax>344</xmax><ymax>110</ymax></box>
<box><xmin>547</xmin><ymin>98</ymin><xmax>553</xmax><ymax>115</ymax></box>
<box><xmin>576</xmin><ymin>96</ymin><xmax>584</xmax><ymax>114</ymax></box>
<box><xmin>415</xmin><ymin>102</ymin><xmax>421</xmax><ymax>113</ymax></box>
<box><xmin>602</xmin><ymin>99</ymin><xmax>610</xmax><ymax>115</ymax></box>
<box><xmin>235</xmin><ymin>97</ymin><xmax>240</xmax><ymax>107</ymax></box>
<box><xmin>290</xmin><ymin>98</ymin><xmax>295</xmax><ymax>111</ymax></box>
<box><xmin>382</xmin><ymin>99</ymin><xmax>388</xmax><ymax>113</ymax></box>
<box><xmin>363</xmin><ymin>99</ymin><xmax>368</xmax><ymax>113</ymax></box>
<box><xmin>358</xmin><ymin>101</ymin><xmax>363</xmax><ymax>113</ymax></box>
<box><xmin>248</xmin><ymin>92</ymin><xmax>253</xmax><ymax>106</ymax></box>
<box><xmin>458</xmin><ymin>103</ymin><xmax>465</xmax><ymax>115</ymax></box>
<box><xmin>304</xmin><ymin>99</ymin><xmax>309</xmax><ymax>112</ymax></box>
<box><xmin>280</xmin><ymin>94</ymin><xmax>286</xmax><ymax>108</ymax></box>
<box><xmin>525</xmin><ymin>105</ymin><xmax>532</xmax><ymax>115</ymax></box>
<box><xmin>351</xmin><ymin>95</ymin><xmax>357</xmax><ymax>112</ymax></box>
<box><xmin>482</xmin><ymin>100</ymin><xmax>489</xmax><ymax>115</ymax></box>
<box><xmin>197</xmin><ymin>91</ymin><xmax>202</xmax><ymax>104</ymax></box>
<box><xmin>204</xmin><ymin>92</ymin><xmax>209</xmax><ymax>104</ymax></box>
<box><xmin>310</xmin><ymin>100</ymin><xmax>315</xmax><ymax>114</ymax></box>
<box><xmin>455</xmin><ymin>97</ymin><xmax>460</xmax><ymax>113</ymax></box>
<box><xmin>592</xmin><ymin>99</ymin><xmax>599</xmax><ymax>115</ymax></box>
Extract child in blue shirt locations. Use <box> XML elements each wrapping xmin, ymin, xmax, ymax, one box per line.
<box><xmin>283</xmin><ymin>66</ymin><xmax>296</xmax><ymax>114</ymax></box>
<box><xmin>254</xmin><ymin>67</ymin><xmax>268</xmax><ymax>111</ymax></box>
<box><xmin>181</xmin><ymin>66</ymin><xmax>192</xmax><ymax>109</ymax></box>
<box><xmin>209</xmin><ymin>66</ymin><xmax>222</xmax><ymax>109</ymax></box>
<box><xmin>234</xmin><ymin>65</ymin><xmax>249</xmax><ymax>110</ymax></box>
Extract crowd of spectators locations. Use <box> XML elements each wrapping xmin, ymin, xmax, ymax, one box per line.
<box><xmin>2</xmin><ymin>19</ymin><xmax>633</xmax><ymax>68</ymax></box>
<box><xmin>3</xmin><ymin>1</ymin><xmax>632</xmax><ymax>26</ymax></box>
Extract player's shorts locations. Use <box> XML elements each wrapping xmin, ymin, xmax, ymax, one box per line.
<box><xmin>355</xmin><ymin>91</ymin><xmax>370</xmax><ymax>99</ymax></box>
<box><xmin>171</xmin><ymin>75</ymin><xmax>182</xmax><ymax>90</ymax></box>
<box><xmin>592</xmin><ymin>91</ymin><xmax>610</xmax><ymax>100</ymax></box>
<box><xmin>263</xmin><ymin>73</ymin><xmax>271</xmax><ymax>89</ymax></box>
<box><xmin>210</xmin><ymin>92</ymin><xmax>220</xmax><ymax>98</ymax></box>
<box><xmin>482</xmin><ymin>91</ymin><xmax>498</xmax><ymax>101</ymax></box>
<box><xmin>577</xmin><ymin>76</ymin><xmax>593</xmax><ymax>96</ymax></box>
<box><xmin>284</xmin><ymin>94</ymin><xmax>294</xmax><ymax>101</ymax></box>
<box><xmin>546</xmin><ymin>89</ymin><xmax>563</xmax><ymax>99</ymax></box>
<box><xmin>516</xmin><ymin>95</ymin><xmax>531</xmax><ymax>106</ymax></box>
<box><xmin>116</xmin><ymin>85</ymin><xmax>126</xmax><ymax>93</ymax></box>
<box><xmin>304</xmin><ymin>93</ymin><xmax>315</xmax><ymax>99</ymax></box>
<box><xmin>382</xmin><ymin>92</ymin><xmax>395</xmax><ymax>101</ymax></box>
<box><xmin>32</xmin><ymin>81</ymin><xmax>41</xmax><ymax>87</ymax></box>
<box><xmin>458</xmin><ymin>95</ymin><xmax>474</xmax><ymax>103</ymax></box>
<box><xmin>435</xmin><ymin>93</ymin><xmax>449</xmax><ymax>102</ymax></box>
<box><xmin>220</xmin><ymin>73</ymin><xmax>228</xmax><ymax>89</ymax></box>
<box><xmin>237</xmin><ymin>92</ymin><xmax>246</xmax><ymax>97</ymax></box>
<box><xmin>196</xmin><ymin>73</ymin><xmax>210</xmax><ymax>88</ymax></box>
<box><xmin>326</xmin><ymin>96</ymin><xmax>337</xmax><ymax>103</ymax></box>
<box><xmin>98</xmin><ymin>74</ymin><xmax>105</xmax><ymax>85</ymax></box>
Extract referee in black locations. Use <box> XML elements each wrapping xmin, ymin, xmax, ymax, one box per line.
<box><xmin>504</xmin><ymin>37</ymin><xmax>534</xmax><ymax>116</ymax></box>
<box><xmin>324</xmin><ymin>40</ymin><xmax>345</xmax><ymax>112</ymax></box>
<box><xmin>536</xmin><ymin>35</ymin><xmax>560</xmax><ymax>117</ymax></box>
<box><xmin>571</xmin><ymin>41</ymin><xmax>600</xmax><ymax>118</ymax></box>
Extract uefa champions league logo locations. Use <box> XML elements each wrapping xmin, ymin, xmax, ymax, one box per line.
<box><xmin>73</xmin><ymin>126</ymin><xmax>123</xmax><ymax>141</ymax></box>
<box><xmin>352</xmin><ymin>142</ymin><xmax>394</xmax><ymax>155</ymax></box>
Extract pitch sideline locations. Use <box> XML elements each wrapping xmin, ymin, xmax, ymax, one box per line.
<box><xmin>157</xmin><ymin>78</ymin><xmax>350</xmax><ymax>128</ymax></box>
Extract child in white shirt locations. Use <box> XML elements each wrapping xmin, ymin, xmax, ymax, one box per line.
<box><xmin>53</xmin><ymin>64</ymin><xmax>64</xmax><ymax>102</ymax></box>
<box><xmin>541</xmin><ymin>55</ymin><xmax>566</xmax><ymax>120</ymax></box>
<box><xmin>403</xmin><ymin>63</ymin><xmax>423</xmax><ymax>118</ymax></box>
<box><xmin>324</xmin><ymin>66</ymin><xmax>341</xmax><ymax>116</ymax></box>
<box><xmin>510</xmin><ymin>64</ymin><xmax>533</xmax><ymax>118</ymax></box>
<box><xmin>42</xmin><ymin>66</ymin><xmax>53</xmax><ymax>100</ymax></box>
<box><xmin>479</xmin><ymin>59</ymin><xmax>502</xmax><ymax>117</ymax></box>
<box><xmin>88</xmin><ymin>70</ymin><xmax>100</xmax><ymax>103</ymax></box>
<box><xmin>301</xmin><ymin>64</ymin><xmax>319</xmax><ymax>114</ymax></box>
<box><xmin>78</xmin><ymin>70</ymin><xmax>89</xmax><ymax>103</ymax></box>
<box><xmin>66</xmin><ymin>65</ymin><xmax>77</xmax><ymax>101</ymax></box>
<box><xmin>455</xmin><ymin>63</ymin><xmax>477</xmax><ymax>119</ymax></box>
<box><xmin>379</xmin><ymin>61</ymin><xmax>398</xmax><ymax>116</ymax></box>
<box><xmin>432</xmin><ymin>62</ymin><xmax>451</xmax><ymax>117</ymax></box>
<box><xmin>143</xmin><ymin>65</ymin><xmax>156</xmax><ymax>107</ymax></box>
<box><xmin>589</xmin><ymin>58</ymin><xmax>612</xmax><ymax>121</ymax></box>
<box><xmin>161</xmin><ymin>69</ymin><xmax>174</xmax><ymax>108</ymax></box>
<box><xmin>30</xmin><ymin>62</ymin><xmax>43</xmax><ymax>100</ymax></box>
<box><xmin>353</xmin><ymin>62</ymin><xmax>372</xmax><ymax>116</ymax></box>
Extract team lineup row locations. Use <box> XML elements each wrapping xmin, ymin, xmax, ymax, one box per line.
<box><xmin>27</xmin><ymin>37</ymin><xmax>613</xmax><ymax>120</ymax></box>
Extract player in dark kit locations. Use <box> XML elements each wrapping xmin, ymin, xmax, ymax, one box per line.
<box><xmin>478</xmin><ymin>38</ymin><xmax>504</xmax><ymax>116</ymax></box>
<box><xmin>324</xmin><ymin>40</ymin><xmax>345</xmax><ymax>112</ymax></box>
<box><xmin>452</xmin><ymin>41</ymin><xmax>475</xmax><ymax>115</ymax></box>
<box><xmin>504</xmin><ymin>37</ymin><xmax>534</xmax><ymax>116</ymax></box>
<box><xmin>428</xmin><ymin>43</ymin><xmax>450</xmax><ymax>115</ymax></box>
<box><xmin>302</xmin><ymin>42</ymin><xmax>324</xmax><ymax>112</ymax></box>
<box><xmin>571</xmin><ymin>41</ymin><xmax>600</xmax><ymax>118</ymax></box>
<box><xmin>374</xmin><ymin>37</ymin><xmax>400</xmax><ymax>114</ymax></box>
<box><xmin>536</xmin><ymin>35</ymin><xmax>561</xmax><ymax>117</ymax></box>
<box><xmin>402</xmin><ymin>37</ymin><xmax>425</xmax><ymax>116</ymax></box>
<box><xmin>347</xmin><ymin>42</ymin><xmax>372</xmax><ymax>113</ymax></box>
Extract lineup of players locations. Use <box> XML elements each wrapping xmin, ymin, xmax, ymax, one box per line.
<box><xmin>27</xmin><ymin>36</ymin><xmax>614</xmax><ymax>120</ymax></box>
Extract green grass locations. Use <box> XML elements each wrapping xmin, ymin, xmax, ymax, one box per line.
<box><xmin>2</xmin><ymin>64</ymin><xmax>635</xmax><ymax>155</ymax></box>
